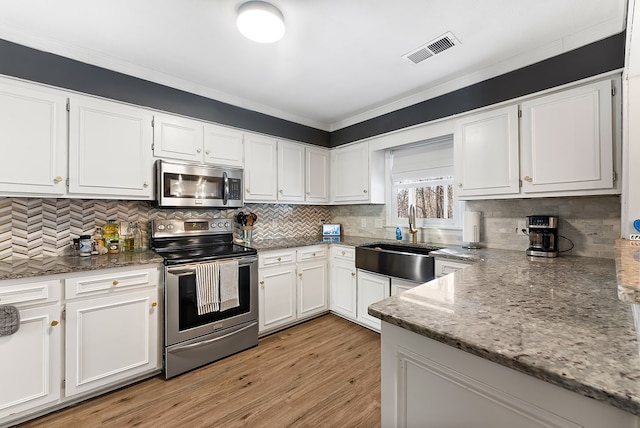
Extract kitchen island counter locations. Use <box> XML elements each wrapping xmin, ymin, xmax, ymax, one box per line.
<box><xmin>369</xmin><ymin>248</ymin><xmax>640</xmax><ymax>418</ymax></box>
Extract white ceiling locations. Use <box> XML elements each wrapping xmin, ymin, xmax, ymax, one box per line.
<box><xmin>0</xmin><ymin>0</ymin><xmax>628</xmax><ymax>131</ymax></box>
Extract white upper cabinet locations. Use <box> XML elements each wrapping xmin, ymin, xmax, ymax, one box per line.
<box><xmin>454</xmin><ymin>105</ymin><xmax>520</xmax><ymax>198</ymax></box>
<box><xmin>277</xmin><ymin>141</ymin><xmax>305</xmax><ymax>202</ymax></box>
<box><xmin>203</xmin><ymin>123</ymin><xmax>244</xmax><ymax>167</ymax></box>
<box><xmin>331</xmin><ymin>142</ymin><xmax>370</xmax><ymax>203</ymax></box>
<box><xmin>68</xmin><ymin>95</ymin><xmax>153</xmax><ymax>199</ymax></box>
<box><xmin>454</xmin><ymin>78</ymin><xmax>619</xmax><ymax>200</ymax></box>
<box><xmin>244</xmin><ymin>133</ymin><xmax>278</xmax><ymax>202</ymax></box>
<box><xmin>0</xmin><ymin>78</ymin><xmax>68</xmax><ymax>196</ymax></box>
<box><xmin>305</xmin><ymin>146</ymin><xmax>330</xmax><ymax>203</ymax></box>
<box><xmin>153</xmin><ymin>114</ymin><xmax>203</xmax><ymax>163</ymax></box>
<box><xmin>153</xmin><ymin>114</ymin><xmax>244</xmax><ymax>167</ymax></box>
<box><xmin>520</xmin><ymin>80</ymin><xmax>614</xmax><ymax>194</ymax></box>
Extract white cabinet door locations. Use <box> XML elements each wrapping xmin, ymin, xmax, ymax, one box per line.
<box><xmin>306</xmin><ymin>146</ymin><xmax>330</xmax><ymax>203</ymax></box>
<box><xmin>152</xmin><ymin>114</ymin><xmax>203</xmax><ymax>163</ymax></box>
<box><xmin>454</xmin><ymin>105</ymin><xmax>520</xmax><ymax>198</ymax></box>
<box><xmin>258</xmin><ymin>265</ymin><xmax>296</xmax><ymax>333</ymax></box>
<box><xmin>520</xmin><ymin>80</ymin><xmax>613</xmax><ymax>193</ymax></box>
<box><xmin>0</xmin><ymin>305</ymin><xmax>61</xmax><ymax>420</ymax></box>
<box><xmin>434</xmin><ymin>258</ymin><xmax>472</xmax><ymax>278</ymax></box>
<box><xmin>0</xmin><ymin>79</ymin><xmax>67</xmax><ymax>196</ymax></box>
<box><xmin>356</xmin><ymin>270</ymin><xmax>390</xmax><ymax>331</ymax></box>
<box><xmin>244</xmin><ymin>134</ymin><xmax>278</xmax><ymax>202</ymax></box>
<box><xmin>277</xmin><ymin>141</ymin><xmax>305</xmax><ymax>202</ymax></box>
<box><xmin>331</xmin><ymin>143</ymin><xmax>369</xmax><ymax>202</ymax></box>
<box><xmin>203</xmin><ymin>124</ymin><xmax>244</xmax><ymax>167</ymax></box>
<box><xmin>297</xmin><ymin>260</ymin><xmax>328</xmax><ymax>319</ymax></box>
<box><xmin>330</xmin><ymin>259</ymin><xmax>357</xmax><ymax>320</ymax></box>
<box><xmin>68</xmin><ymin>95</ymin><xmax>153</xmax><ymax>199</ymax></box>
<box><xmin>64</xmin><ymin>288</ymin><xmax>159</xmax><ymax>397</ymax></box>
<box><xmin>391</xmin><ymin>277</ymin><xmax>421</xmax><ymax>296</ymax></box>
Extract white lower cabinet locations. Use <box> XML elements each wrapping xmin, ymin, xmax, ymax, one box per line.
<box><xmin>356</xmin><ymin>270</ymin><xmax>390</xmax><ymax>331</ymax></box>
<box><xmin>382</xmin><ymin>322</ymin><xmax>638</xmax><ymax>428</ymax></box>
<box><xmin>0</xmin><ymin>265</ymin><xmax>161</xmax><ymax>427</ymax></box>
<box><xmin>259</xmin><ymin>259</ymin><xmax>297</xmax><ymax>333</ymax></box>
<box><xmin>434</xmin><ymin>257</ymin><xmax>472</xmax><ymax>278</ymax></box>
<box><xmin>329</xmin><ymin>245</ymin><xmax>357</xmax><ymax>321</ymax></box>
<box><xmin>259</xmin><ymin>246</ymin><xmax>328</xmax><ymax>334</ymax></box>
<box><xmin>64</xmin><ymin>287</ymin><xmax>159</xmax><ymax>398</ymax></box>
<box><xmin>0</xmin><ymin>304</ymin><xmax>62</xmax><ymax>421</ymax></box>
<box><xmin>391</xmin><ymin>277</ymin><xmax>421</xmax><ymax>296</ymax></box>
<box><xmin>63</xmin><ymin>266</ymin><xmax>160</xmax><ymax>398</ymax></box>
<box><xmin>297</xmin><ymin>260</ymin><xmax>328</xmax><ymax>319</ymax></box>
<box><xmin>0</xmin><ymin>278</ymin><xmax>62</xmax><ymax>424</ymax></box>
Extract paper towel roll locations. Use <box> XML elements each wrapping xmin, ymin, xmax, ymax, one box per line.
<box><xmin>463</xmin><ymin>211</ymin><xmax>481</xmax><ymax>246</ymax></box>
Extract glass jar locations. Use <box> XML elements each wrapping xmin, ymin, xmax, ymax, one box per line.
<box><xmin>103</xmin><ymin>219</ymin><xmax>120</xmax><ymax>254</ymax></box>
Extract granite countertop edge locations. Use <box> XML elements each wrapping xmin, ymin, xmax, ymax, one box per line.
<box><xmin>368</xmin><ymin>250</ymin><xmax>640</xmax><ymax>416</ymax></box>
<box><xmin>0</xmin><ymin>251</ymin><xmax>164</xmax><ymax>281</ymax></box>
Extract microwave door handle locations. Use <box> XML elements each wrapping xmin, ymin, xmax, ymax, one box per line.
<box><xmin>223</xmin><ymin>171</ymin><xmax>229</xmax><ymax>205</ymax></box>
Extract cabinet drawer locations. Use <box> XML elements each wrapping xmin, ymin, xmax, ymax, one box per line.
<box><xmin>297</xmin><ymin>245</ymin><xmax>327</xmax><ymax>262</ymax></box>
<box><xmin>434</xmin><ymin>258</ymin><xmax>472</xmax><ymax>278</ymax></box>
<box><xmin>65</xmin><ymin>266</ymin><xmax>160</xmax><ymax>299</ymax></box>
<box><xmin>330</xmin><ymin>245</ymin><xmax>355</xmax><ymax>261</ymax></box>
<box><xmin>259</xmin><ymin>249</ymin><xmax>296</xmax><ymax>268</ymax></box>
<box><xmin>0</xmin><ymin>278</ymin><xmax>61</xmax><ymax>307</ymax></box>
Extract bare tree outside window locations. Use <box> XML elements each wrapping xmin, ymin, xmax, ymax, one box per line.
<box><xmin>395</xmin><ymin>178</ymin><xmax>454</xmax><ymax>221</ymax></box>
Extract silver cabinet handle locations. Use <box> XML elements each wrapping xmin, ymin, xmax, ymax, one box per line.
<box><xmin>196</xmin><ymin>148</ymin><xmax>202</xmax><ymax>154</ymax></box>
<box><xmin>205</xmin><ymin>150</ymin><xmax>210</xmax><ymax>155</ymax></box>
<box><xmin>363</xmin><ymin>189</ymin><xmax>368</xmax><ymax>194</ymax></box>
<box><xmin>143</xmin><ymin>181</ymin><xmax>149</xmax><ymax>188</ymax></box>
<box><xmin>458</xmin><ymin>183</ymin><xmax>462</xmax><ymax>187</ymax></box>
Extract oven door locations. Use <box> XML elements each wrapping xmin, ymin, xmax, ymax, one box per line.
<box><xmin>165</xmin><ymin>255</ymin><xmax>258</xmax><ymax>347</ymax></box>
<box><xmin>156</xmin><ymin>160</ymin><xmax>243</xmax><ymax>208</ymax></box>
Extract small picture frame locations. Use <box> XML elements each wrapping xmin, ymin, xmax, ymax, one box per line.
<box><xmin>322</xmin><ymin>223</ymin><xmax>341</xmax><ymax>237</ymax></box>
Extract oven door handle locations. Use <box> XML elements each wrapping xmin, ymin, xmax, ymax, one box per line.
<box><xmin>222</xmin><ymin>171</ymin><xmax>229</xmax><ymax>206</ymax></box>
<box><xmin>168</xmin><ymin>322</ymin><xmax>257</xmax><ymax>353</ymax></box>
<box><xmin>166</xmin><ymin>257</ymin><xmax>257</xmax><ymax>275</ymax></box>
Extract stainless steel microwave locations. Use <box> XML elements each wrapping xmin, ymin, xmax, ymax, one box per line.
<box><xmin>155</xmin><ymin>160</ymin><xmax>243</xmax><ymax>208</ymax></box>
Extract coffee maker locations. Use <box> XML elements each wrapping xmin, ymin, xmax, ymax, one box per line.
<box><xmin>526</xmin><ymin>215</ymin><xmax>558</xmax><ymax>257</ymax></box>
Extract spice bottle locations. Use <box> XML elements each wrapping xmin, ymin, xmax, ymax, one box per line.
<box><xmin>103</xmin><ymin>219</ymin><xmax>120</xmax><ymax>254</ymax></box>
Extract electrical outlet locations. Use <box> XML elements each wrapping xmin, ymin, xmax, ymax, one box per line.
<box><xmin>630</xmin><ymin>234</ymin><xmax>640</xmax><ymax>240</ymax></box>
<box><xmin>375</xmin><ymin>219</ymin><xmax>383</xmax><ymax>228</ymax></box>
<box><xmin>516</xmin><ymin>220</ymin><xmax>526</xmax><ymax>234</ymax></box>
<box><xmin>361</xmin><ymin>219</ymin><xmax>367</xmax><ymax>228</ymax></box>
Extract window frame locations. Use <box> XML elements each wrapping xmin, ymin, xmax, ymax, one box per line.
<box><xmin>386</xmin><ymin>138</ymin><xmax>463</xmax><ymax>230</ymax></box>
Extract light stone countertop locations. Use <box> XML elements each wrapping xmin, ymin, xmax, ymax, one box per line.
<box><xmin>369</xmin><ymin>248</ymin><xmax>640</xmax><ymax>416</ymax></box>
<box><xmin>0</xmin><ymin>251</ymin><xmax>164</xmax><ymax>281</ymax></box>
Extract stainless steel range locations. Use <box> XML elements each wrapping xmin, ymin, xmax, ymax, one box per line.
<box><xmin>150</xmin><ymin>219</ymin><xmax>258</xmax><ymax>379</ymax></box>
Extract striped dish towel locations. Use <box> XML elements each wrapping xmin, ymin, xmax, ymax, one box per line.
<box><xmin>195</xmin><ymin>263</ymin><xmax>219</xmax><ymax>315</ymax></box>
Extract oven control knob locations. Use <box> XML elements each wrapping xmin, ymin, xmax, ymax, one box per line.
<box><xmin>224</xmin><ymin>222</ymin><xmax>230</xmax><ymax>228</ymax></box>
<box><xmin>218</xmin><ymin>222</ymin><xmax>223</xmax><ymax>227</ymax></box>
<box><xmin>157</xmin><ymin>224</ymin><xmax>165</xmax><ymax>230</ymax></box>
<box><xmin>166</xmin><ymin>224</ymin><xmax>174</xmax><ymax>230</ymax></box>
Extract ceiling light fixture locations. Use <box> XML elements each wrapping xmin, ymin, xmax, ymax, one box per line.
<box><xmin>237</xmin><ymin>1</ymin><xmax>285</xmax><ymax>43</ymax></box>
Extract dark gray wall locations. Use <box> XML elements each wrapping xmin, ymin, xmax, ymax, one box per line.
<box><xmin>331</xmin><ymin>32</ymin><xmax>626</xmax><ymax>146</ymax></box>
<box><xmin>0</xmin><ymin>32</ymin><xmax>625</xmax><ymax>148</ymax></box>
<box><xmin>0</xmin><ymin>39</ymin><xmax>331</xmax><ymax>147</ymax></box>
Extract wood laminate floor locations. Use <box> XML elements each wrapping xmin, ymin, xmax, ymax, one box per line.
<box><xmin>20</xmin><ymin>314</ymin><xmax>381</xmax><ymax>428</ymax></box>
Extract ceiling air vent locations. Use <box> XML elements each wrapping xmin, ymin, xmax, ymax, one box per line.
<box><xmin>402</xmin><ymin>31</ymin><xmax>460</xmax><ymax>65</ymax></box>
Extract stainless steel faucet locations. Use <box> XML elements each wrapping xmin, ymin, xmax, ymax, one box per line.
<box><xmin>408</xmin><ymin>204</ymin><xmax>418</xmax><ymax>244</ymax></box>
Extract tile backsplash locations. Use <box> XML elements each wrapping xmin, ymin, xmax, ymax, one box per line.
<box><xmin>329</xmin><ymin>195</ymin><xmax>621</xmax><ymax>258</ymax></box>
<box><xmin>0</xmin><ymin>195</ymin><xmax>620</xmax><ymax>260</ymax></box>
<box><xmin>0</xmin><ymin>197</ymin><xmax>330</xmax><ymax>260</ymax></box>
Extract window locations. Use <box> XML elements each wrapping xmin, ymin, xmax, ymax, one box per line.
<box><xmin>388</xmin><ymin>136</ymin><xmax>461</xmax><ymax>228</ymax></box>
